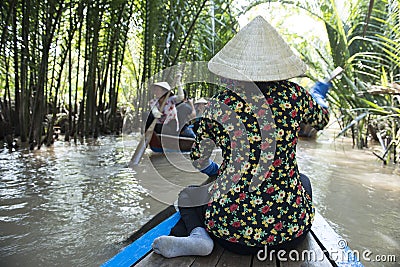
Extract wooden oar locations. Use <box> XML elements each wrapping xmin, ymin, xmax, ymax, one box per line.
<box><xmin>324</xmin><ymin>66</ymin><xmax>344</xmax><ymax>83</ymax></box>
<box><xmin>129</xmin><ymin>72</ymin><xmax>182</xmax><ymax>167</ymax></box>
<box><xmin>335</xmin><ymin>112</ymin><xmax>368</xmax><ymax>138</ymax></box>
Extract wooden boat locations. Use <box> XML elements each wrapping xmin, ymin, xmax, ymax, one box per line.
<box><xmin>101</xmin><ymin>206</ymin><xmax>364</xmax><ymax>267</ymax></box>
<box><xmin>149</xmin><ymin>132</ymin><xmax>195</xmax><ymax>153</ymax></box>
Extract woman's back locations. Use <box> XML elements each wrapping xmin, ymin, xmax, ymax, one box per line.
<box><xmin>191</xmin><ymin>80</ymin><xmax>329</xmax><ymax>247</ymax></box>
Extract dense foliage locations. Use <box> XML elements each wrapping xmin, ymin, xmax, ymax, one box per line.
<box><xmin>0</xmin><ymin>0</ymin><xmax>135</xmax><ymax>148</ymax></box>
<box><xmin>245</xmin><ymin>0</ymin><xmax>399</xmax><ymax>163</ymax></box>
<box><xmin>0</xmin><ymin>0</ymin><xmax>238</xmax><ymax>149</ymax></box>
<box><xmin>0</xmin><ymin>0</ymin><xmax>399</xmax><ymax>163</ymax></box>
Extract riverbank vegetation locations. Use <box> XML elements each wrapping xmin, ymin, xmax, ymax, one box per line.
<box><xmin>0</xmin><ymin>0</ymin><xmax>399</xmax><ymax>163</ymax></box>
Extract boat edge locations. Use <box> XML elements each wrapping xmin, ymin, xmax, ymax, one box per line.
<box><xmin>101</xmin><ymin>211</ymin><xmax>181</xmax><ymax>267</ymax></box>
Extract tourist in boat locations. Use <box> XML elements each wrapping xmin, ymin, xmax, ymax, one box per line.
<box><xmin>152</xmin><ymin>16</ymin><xmax>331</xmax><ymax>258</ymax></box>
<box><xmin>192</xmin><ymin>97</ymin><xmax>208</xmax><ymax>133</ymax></box>
<box><xmin>145</xmin><ymin>81</ymin><xmax>184</xmax><ymax>135</ymax></box>
<box><xmin>176</xmin><ymin>90</ymin><xmax>196</xmax><ymax>138</ymax></box>
<box><xmin>194</xmin><ymin>97</ymin><xmax>208</xmax><ymax>117</ymax></box>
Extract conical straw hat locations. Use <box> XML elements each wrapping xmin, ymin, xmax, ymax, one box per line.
<box><xmin>194</xmin><ymin>97</ymin><xmax>208</xmax><ymax>104</ymax></box>
<box><xmin>151</xmin><ymin>82</ymin><xmax>172</xmax><ymax>91</ymax></box>
<box><xmin>208</xmin><ymin>16</ymin><xmax>307</xmax><ymax>81</ymax></box>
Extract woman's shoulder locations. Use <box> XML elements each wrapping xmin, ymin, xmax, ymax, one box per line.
<box><xmin>272</xmin><ymin>80</ymin><xmax>306</xmax><ymax>93</ymax></box>
<box><xmin>272</xmin><ymin>80</ymin><xmax>301</xmax><ymax>89</ymax></box>
<box><xmin>210</xmin><ymin>88</ymin><xmax>235</xmax><ymax>101</ymax></box>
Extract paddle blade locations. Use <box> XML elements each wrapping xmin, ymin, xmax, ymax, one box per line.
<box><xmin>129</xmin><ymin>138</ymin><xmax>147</xmax><ymax>167</ymax></box>
<box><xmin>324</xmin><ymin>66</ymin><xmax>344</xmax><ymax>83</ymax></box>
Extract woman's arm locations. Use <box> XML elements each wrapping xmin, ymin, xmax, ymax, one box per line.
<box><xmin>188</xmin><ymin>99</ymin><xmax>196</xmax><ymax>120</ymax></box>
<box><xmin>175</xmin><ymin>82</ymin><xmax>185</xmax><ymax>102</ymax></box>
<box><xmin>301</xmin><ymin>84</ymin><xmax>330</xmax><ymax>131</ymax></box>
<box><xmin>190</xmin><ymin>117</ymin><xmax>220</xmax><ymax>176</ymax></box>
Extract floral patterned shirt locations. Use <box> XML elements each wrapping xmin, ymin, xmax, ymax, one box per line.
<box><xmin>191</xmin><ymin>80</ymin><xmax>329</xmax><ymax>247</ymax></box>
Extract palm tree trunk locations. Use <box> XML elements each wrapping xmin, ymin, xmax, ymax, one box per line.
<box><xmin>30</xmin><ymin>3</ymin><xmax>63</xmax><ymax>149</ymax></box>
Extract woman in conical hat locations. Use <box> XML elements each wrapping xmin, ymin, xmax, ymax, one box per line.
<box><xmin>152</xmin><ymin>16</ymin><xmax>331</xmax><ymax>258</ymax></box>
<box><xmin>194</xmin><ymin>97</ymin><xmax>208</xmax><ymax>115</ymax></box>
<box><xmin>191</xmin><ymin>97</ymin><xmax>209</xmax><ymax>134</ymax></box>
<box><xmin>147</xmin><ymin>80</ymin><xmax>185</xmax><ymax>135</ymax></box>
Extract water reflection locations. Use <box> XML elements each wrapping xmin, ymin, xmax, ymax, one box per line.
<box><xmin>0</xmin><ymin>134</ymin><xmax>399</xmax><ymax>267</ymax></box>
<box><xmin>298</xmin><ymin>138</ymin><xmax>399</xmax><ymax>267</ymax></box>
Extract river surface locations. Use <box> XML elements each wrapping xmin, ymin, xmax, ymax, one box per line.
<box><xmin>0</xmin><ymin>132</ymin><xmax>399</xmax><ymax>266</ymax></box>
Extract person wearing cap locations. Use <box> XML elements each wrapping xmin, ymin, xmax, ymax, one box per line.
<box><xmin>147</xmin><ymin>81</ymin><xmax>185</xmax><ymax>135</ymax></box>
<box><xmin>152</xmin><ymin>16</ymin><xmax>331</xmax><ymax>258</ymax></box>
<box><xmin>194</xmin><ymin>97</ymin><xmax>208</xmax><ymax>117</ymax></box>
<box><xmin>191</xmin><ymin>97</ymin><xmax>208</xmax><ymax>133</ymax></box>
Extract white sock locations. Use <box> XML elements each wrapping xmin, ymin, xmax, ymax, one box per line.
<box><xmin>152</xmin><ymin>227</ymin><xmax>214</xmax><ymax>258</ymax></box>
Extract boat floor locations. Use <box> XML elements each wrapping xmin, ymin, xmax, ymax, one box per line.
<box><xmin>135</xmin><ymin>235</ymin><xmax>330</xmax><ymax>267</ymax></box>
<box><xmin>134</xmin><ymin>212</ymin><xmax>343</xmax><ymax>267</ymax></box>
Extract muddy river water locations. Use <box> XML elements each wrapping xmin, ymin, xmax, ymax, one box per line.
<box><xmin>0</xmin><ymin>131</ymin><xmax>399</xmax><ymax>266</ymax></box>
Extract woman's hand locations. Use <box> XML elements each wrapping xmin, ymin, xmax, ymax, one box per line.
<box><xmin>151</xmin><ymin>107</ymin><xmax>162</xmax><ymax>119</ymax></box>
<box><xmin>310</xmin><ymin>81</ymin><xmax>332</xmax><ymax>109</ymax></box>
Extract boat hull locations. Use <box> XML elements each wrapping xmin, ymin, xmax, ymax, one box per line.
<box><xmin>102</xmin><ymin>207</ymin><xmax>364</xmax><ymax>267</ymax></box>
<box><xmin>149</xmin><ymin>133</ymin><xmax>195</xmax><ymax>153</ymax></box>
